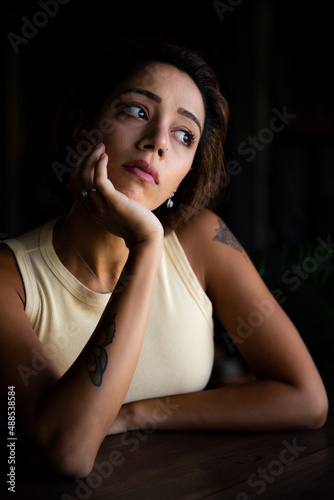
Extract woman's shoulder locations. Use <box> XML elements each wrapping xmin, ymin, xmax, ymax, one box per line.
<box><xmin>176</xmin><ymin>208</ymin><xmax>217</xmax><ymax>240</ymax></box>
<box><xmin>175</xmin><ymin>209</ymin><xmax>249</xmax><ymax>291</ymax></box>
<box><xmin>0</xmin><ymin>244</ymin><xmax>25</xmax><ymax>305</ymax></box>
<box><xmin>0</xmin><ymin>243</ymin><xmax>20</xmax><ymax>272</ymax></box>
<box><xmin>176</xmin><ymin>209</ymin><xmax>247</xmax><ymax>260</ymax></box>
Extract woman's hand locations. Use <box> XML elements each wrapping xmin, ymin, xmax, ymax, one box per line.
<box><xmin>106</xmin><ymin>403</ymin><xmax>137</xmax><ymax>435</ymax></box>
<box><xmin>67</xmin><ymin>143</ymin><xmax>163</xmax><ymax>248</ymax></box>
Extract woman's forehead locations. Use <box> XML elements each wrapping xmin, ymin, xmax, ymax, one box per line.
<box><xmin>113</xmin><ymin>62</ymin><xmax>205</xmax><ymax>128</ymax></box>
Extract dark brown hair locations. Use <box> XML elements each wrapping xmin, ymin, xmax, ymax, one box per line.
<box><xmin>53</xmin><ymin>39</ymin><xmax>229</xmax><ymax>233</ymax></box>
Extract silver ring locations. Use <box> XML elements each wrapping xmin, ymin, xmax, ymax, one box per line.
<box><xmin>158</xmin><ymin>148</ymin><xmax>168</xmax><ymax>157</ymax></box>
<box><xmin>81</xmin><ymin>188</ymin><xmax>97</xmax><ymax>198</ymax></box>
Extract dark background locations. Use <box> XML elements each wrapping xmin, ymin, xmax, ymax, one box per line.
<box><xmin>1</xmin><ymin>0</ymin><xmax>334</xmax><ymax>376</ymax></box>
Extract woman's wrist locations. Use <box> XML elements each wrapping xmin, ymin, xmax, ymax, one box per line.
<box><xmin>126</xmin><ymin>231</ymin><xmax>164</xmax><ymax>273</ymax></box>
<box><xmin>125</xmin><ymin>224</ymin><xmax>164</xmax><ymax>252</ymax></box>
<box><xmin>117</xmin><ymin>401</ymin><xmax>139</xmax><ymax>433</ymax></box>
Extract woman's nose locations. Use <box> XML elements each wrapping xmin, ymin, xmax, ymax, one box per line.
<box><xmin>136</xmin><ymin>122</ymin><xmax>168</xmax><ymax>157</ymax></box>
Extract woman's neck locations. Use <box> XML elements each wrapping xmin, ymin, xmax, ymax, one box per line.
<box><xmin>53</xmin><ymin>204</ymin><xmax>129</xmax><ymax>294</ymax></box>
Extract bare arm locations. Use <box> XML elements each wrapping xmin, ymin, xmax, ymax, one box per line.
<box><xmin>110</xmin><ymin>210</ymin><xmax>328</xmax><ymax>434</ymax></box>
<box><xmin>0</xmin><ymin>145</ymin><xmax>163</xmax><ymax>478</ymax></box>
<box><xmin>38</xmin><ymin>237</ymin><xmax>162</xmax><ymax>475</ymax></box>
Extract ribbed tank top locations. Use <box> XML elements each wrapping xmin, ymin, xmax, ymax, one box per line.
<box><xmin>4</xmin><ymin>219</ymin><xmax>214</xmax><ymax>403</ymax></box>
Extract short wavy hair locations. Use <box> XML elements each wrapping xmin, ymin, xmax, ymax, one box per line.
<box><xmin>53</xmin><ymin>38</ymin><xmax>229</xmax><ymax>233</ymax></box>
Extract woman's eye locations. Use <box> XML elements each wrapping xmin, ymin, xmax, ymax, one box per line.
<box><xmin>123</xmin><ymin>105</ymin><xmax>147</xmax><ymax>119</ymax></box>
<box><xmin>175</xmin><ymin>130</ymin><xmax>194</xmax><ymax>146</ymax></box>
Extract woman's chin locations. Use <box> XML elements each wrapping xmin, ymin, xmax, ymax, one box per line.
<box><xmin>115</xmin><ymin>185</ymin><xmax>161</xmax><ymax>212</ymax></box>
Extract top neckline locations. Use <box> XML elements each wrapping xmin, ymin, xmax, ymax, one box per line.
<box><xmin>40</xmin><ymin>218</ymin><xmax>111</xmax><ymax>307</ymax></box>
<box><xmin>38</xmin><ymin>217</ymin><xmax>211</xmax><ymax>315</ymax></box>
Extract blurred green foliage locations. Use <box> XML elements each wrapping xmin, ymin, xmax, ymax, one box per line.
<box><xmin>250</xmin><ymin>233</ymin><xmax>334</xmax><ymax>378</ymax></box>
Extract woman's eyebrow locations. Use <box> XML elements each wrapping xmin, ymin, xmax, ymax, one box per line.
<box><xmin>121</xmin><ymin>88</ymin><xmax>162</xmax><ymax>103</ymax></box>
<box><xmin>178</xmin><ymin>108</ymin><xmax>202</xmax><ymax>134</ymax></box>
<box><xmin>121</xmin><ymin>87</ymin><xmax>202</xmax><ymax>133</ymax></box>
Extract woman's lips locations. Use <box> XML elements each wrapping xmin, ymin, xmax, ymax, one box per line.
<box><xmin>122</xmin><ymin>160</ymin><xmax>159</xmax><ymax>185</ymax></box>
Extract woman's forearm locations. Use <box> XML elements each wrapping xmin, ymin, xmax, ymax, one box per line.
<box><xmin>36</xmin><ymin>236</ymin><xmax>163</xmax><ymax>476</ymax></box>
<box><xmin>125</xmin><ymin>379</ymin><xmax>328</xmax><ymax>434</ymax></box>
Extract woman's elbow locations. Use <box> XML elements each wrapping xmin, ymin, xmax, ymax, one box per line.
<box><xmin>300</xmin><ymin>385</ymin><xmax>329</xmax><ymax>430</ymax></box>
<box><xmin>39</xmin><ymin>435</ymin><xmax>96</xmax><ymax>479</ymax></box>
<box><xmin>45</xmin><ymin>447</ymin><xmax>95</xmax><ymax>479</ymax></box>
<box><xmin>307</xmin><ymin>398</ymin><xmax>328</xmax><ymax>430</ymax></box>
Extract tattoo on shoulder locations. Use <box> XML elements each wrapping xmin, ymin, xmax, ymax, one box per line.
<box><xmin>86</xmin><ymin>312</ymin><xmax>116</xmax><ymax>387</ymax></box>
<box><xmin>213</xmin><ymin>218</ymin><xmax>247</xmax><ymax>258</ymax></box>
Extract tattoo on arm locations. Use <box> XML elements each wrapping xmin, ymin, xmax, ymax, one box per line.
<box><xmin>86</xmin><ymin>312</ymin><xmax>116</xmax><ymax>387</ymax></box>
<box><xmin>213</xmin><ymin>218</ymin><xmax>247</xmax><ymax>258</ymax></box>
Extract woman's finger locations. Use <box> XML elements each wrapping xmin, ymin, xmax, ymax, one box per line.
<box><xmin>80</xmin><ymin>143</ymin><xmax>106</xmax><ymax>187</ymax></box>
<box><xmin>68</xmin><ymin>143</ymin><xmax>106</xmax><ymax>197</ymax></box>
<box><xmin>93</xmin><ymin>153</ymin><xmax>113</xmax><ymax>195</ymax></box>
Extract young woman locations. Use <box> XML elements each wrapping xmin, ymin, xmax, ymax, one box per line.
<box><xmin>0</xmin><ymin>40</ymin><xmax>328</xmax><ymax>478</ymax></box>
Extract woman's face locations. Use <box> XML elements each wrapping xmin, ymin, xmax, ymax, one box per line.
<box><xmin>89</xmin><ymin>62</ymin><xmax>205</xmax><ymax>211</ymax></box>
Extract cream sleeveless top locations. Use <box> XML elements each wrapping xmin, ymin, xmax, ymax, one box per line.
<box><xmin>4</xmin><ymin>219</ymin><xmax>214</xmax><ymax>403</ymax></box>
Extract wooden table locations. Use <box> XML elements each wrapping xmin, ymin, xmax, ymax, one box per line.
<box><xmin>2</xmin><ymin>382</ymin><xmax>334</xmax><ymax>500</ymax></box>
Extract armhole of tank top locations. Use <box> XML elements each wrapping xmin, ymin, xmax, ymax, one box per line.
<box><xmin>164</xmin><ymin>232</ymin><xmax>213</xmax><ymax>329</ymax></box>
<box><xmin>2</xmin><ymin>240</ymin><xmax>40</xmax><ymax>326</ymax></box>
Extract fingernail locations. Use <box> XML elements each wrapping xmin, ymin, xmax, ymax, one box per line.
<box><xmin>94</xmin><ymin>142</ymin><xmax>103</xmax><ymax>149</ymax></box>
